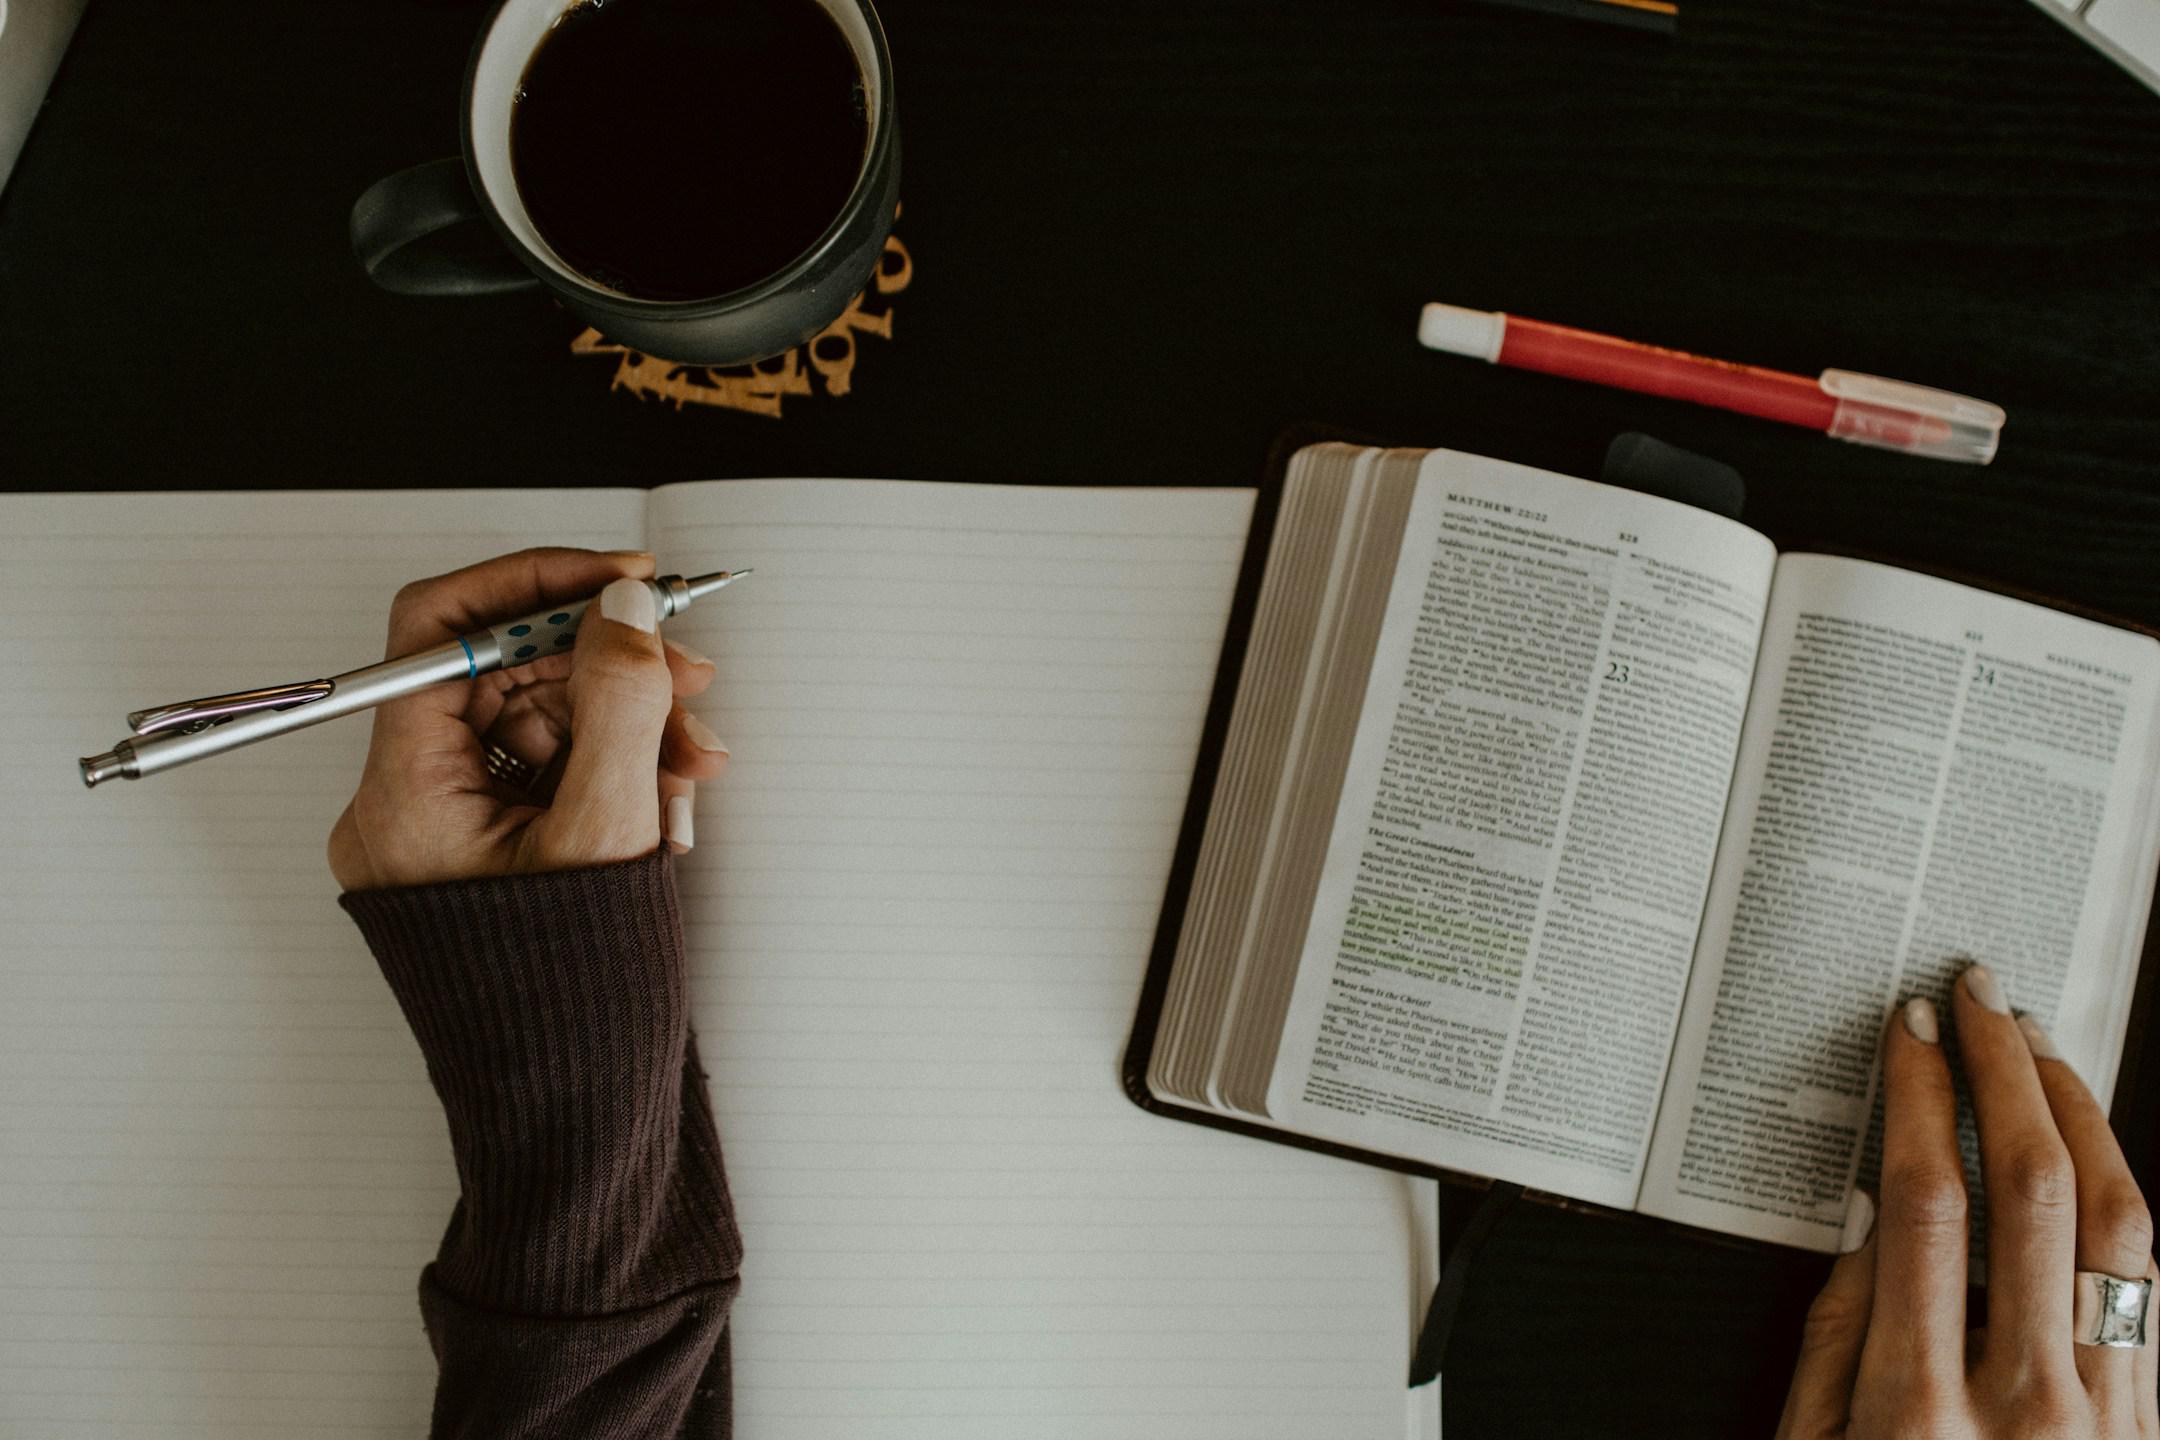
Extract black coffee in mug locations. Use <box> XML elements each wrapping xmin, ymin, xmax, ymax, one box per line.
<box><xmin>509</xmin><ymin>0</ymin><xmax>869</xmax><ymax>302</ymax></box>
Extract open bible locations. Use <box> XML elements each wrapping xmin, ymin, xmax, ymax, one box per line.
<box><xmin>1130</xmin><ymin>443</ymin><xmax>2160</xmax><ymax>1251</ymax></box>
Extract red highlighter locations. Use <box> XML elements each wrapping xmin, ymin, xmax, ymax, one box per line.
<box><xmin>1417</xmin><ymin>302</ymin><xmax>2005</xmax><ymax>465</ymax></box>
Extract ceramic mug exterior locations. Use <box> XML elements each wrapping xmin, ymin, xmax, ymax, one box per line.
<box><xmin>352</xmin><ymin>0</ymin><xmax>898</xmax><ymax>366</ymax></box>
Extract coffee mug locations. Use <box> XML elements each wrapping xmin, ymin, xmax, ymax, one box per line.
<box><xmin>350</xmin><ymin>0</ymin><xmax>898</xmax><ymax>367</ymax></box>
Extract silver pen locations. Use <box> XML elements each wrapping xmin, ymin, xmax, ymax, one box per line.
<box><xmin>79</xmin><ymin>569</ymin><xmax>750</xmax><ymax>788</ymax></box>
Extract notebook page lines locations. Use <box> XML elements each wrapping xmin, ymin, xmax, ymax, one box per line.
<box><xmin>0</xmin><ymin>491</ymin><xmax>644</xmax><ymax>1437</ymax></box>
<box><xmin>650</xmin><ymin>480</ymin><xmax>1420</xmax><ymax>1439</ymax></box>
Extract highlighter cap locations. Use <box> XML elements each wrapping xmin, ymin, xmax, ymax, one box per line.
<box><xmin>1819</xmin><ymin>369</ymin><xmax>2004</xmax><ymax>465</ymax></box>
<box><xmin>1417</xmin><ymin>302</ymin><xmax>1505</xmax><ymax>362</ymax></box>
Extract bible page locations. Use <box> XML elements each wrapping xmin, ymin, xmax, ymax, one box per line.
<box><xmin>1263</xmin><ymin>452</ymin><xmax>1778</xmax><ymax>1207</ymax></box>
<box><xmin>0</xmin><ymin>489</ymin><xmax>646</xmax><ymax>1437</ymax></box>
<box><xmin>1639</xmin><ymin>555</ymin><xmax>2160</xmax><ymax>1249</ymax></box>
<box><xmin>648</xmin><ymin>478</ymin><xmax>1436</xmax><ymax>1440</ymax></box>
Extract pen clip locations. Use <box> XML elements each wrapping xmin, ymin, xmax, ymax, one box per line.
<box><xmin>127</xmin><ymin>679</ymin><xmax>335</xmax><ymax>737</ymax></box>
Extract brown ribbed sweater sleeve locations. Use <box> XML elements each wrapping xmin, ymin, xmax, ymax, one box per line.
<box><xmin>340</xmin><ymin>850</ymin><xmax>740</xmax><ymax>1440</ymax></box>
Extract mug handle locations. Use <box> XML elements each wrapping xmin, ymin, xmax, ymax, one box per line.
<box><xmin>351</xmin><ymin>159</ymin><xmax>539</xmax><ymax>297</ymax></box>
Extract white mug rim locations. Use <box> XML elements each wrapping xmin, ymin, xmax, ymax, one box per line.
<box><xmin>459</xmin><ymin>0</ymin><xmax>893</xmax><ymax>314</ymax></box>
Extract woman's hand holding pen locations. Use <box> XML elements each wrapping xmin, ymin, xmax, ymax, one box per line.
<box><xmin>329</xmin><ymin>548</ymin><xmax>731</xmax><ymax>891</ymax></box>
<box><xmin>1776</xmin><ymin>964</ymin><xmax>2159</xmax><ymax>1440</ymax></box>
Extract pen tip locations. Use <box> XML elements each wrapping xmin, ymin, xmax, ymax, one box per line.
<box><xmin>681</xmin><ymin>569</ymin><xmax>752</xmax><ymax>603</ymax></box>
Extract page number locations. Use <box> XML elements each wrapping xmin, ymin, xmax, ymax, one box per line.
<box><xmin>1605</xmin><ymin>660</ymin><xmax>1630</xmax><ymax>683</ymax></box>
<box><xmin>1618</xmin><ymin>532</ymin><xmax>1639</xmax><ymax>545</ymax></box>
<box><xmin>1972</xmin><ymin>659</ymin><xmax>1996</xmax><ymax>687</ymax></box>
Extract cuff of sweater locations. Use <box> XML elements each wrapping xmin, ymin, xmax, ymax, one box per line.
<box><xmin>341</xmin><ymin>851</ymin><xmax>739</xmax><ymax>1313</ymax></box>
<box><xmin>341</xmin><ymin>852</ymin><xmax>689</xmax><ymax>1133</ymax></box>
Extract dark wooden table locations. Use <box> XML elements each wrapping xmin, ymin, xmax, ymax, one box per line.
<box><xmin>6</xmin><ymin>0</ymin><xmax>2158</xmax><ymax>1433</ymax></box>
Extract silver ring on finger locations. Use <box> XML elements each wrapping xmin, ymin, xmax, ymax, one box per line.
<box><xmin>2073</xmin><ymin>1271</ymin><xmax>2152</xmax><ymax>1348</ymax></box>
<box><xmin>482</xmin><ymin>741</ymin><xmax>540</xmax><ymax>794</ymax></box>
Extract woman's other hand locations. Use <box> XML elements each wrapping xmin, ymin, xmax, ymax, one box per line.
<box><xmin>1776</xmin><ymin>963</ymin><xmax>2158</xmax><ymax>1439</ymax></box>
<box><xmin>328</xmin><ymin>548</ymin><xmax>729</xmax><ymax>891</ymax></box>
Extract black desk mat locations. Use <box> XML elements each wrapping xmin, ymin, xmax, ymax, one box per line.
<box><xmin>5</xmin><ymin>2</ymin><xmax>2160</xmax><ymax>1433</ymax></box>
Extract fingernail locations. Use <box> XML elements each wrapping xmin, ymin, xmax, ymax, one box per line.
<box><xmin>682</xmin><ymin>714</ymin><xmax>730</xmax><ymax>755</ymax></box>
<box><xmin>666</xmin><ymin>794</ymin><xmax>695</xmax><ymax>851</ymax></box>
<box><xmin>1964</xmin><ymin>962</ymin><xmax>2010</xmax><ymax>1015</ymax></box>
<box><xmin>1840</xmin><ymin>1189</ymin><xmax>1877</xmax><ymax>1254</ymax></box>
<box><xmin>599</xmin><ymin>577</ymin><xmax>656</xmax><ymax>633</ymax></box>
<box><xmin>605</xmin><ymin>549</ymin><xmax>652</xmax><ymax>561</ymax></box>
<box><xmin>2018</xmin><ymin>1013</ymin><xmax>2062</xmax><ymax>1061</ymax></box>
<box><xmin>1903</xmin><ymin>996</ymin><xmax>1939</xmax><ymax>1043</ymax></box>
<box><xmin>665</xmin><ymin>638</ymin><xmax>714</xmax><ymax>669</ymax></box>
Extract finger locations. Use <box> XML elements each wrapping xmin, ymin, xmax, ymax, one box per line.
<box><xmin>489</xmin><ymin>631</ymin><xmax>695</xmax><ymax>696</ymax></box>
<box><xmin>475</xmin><ymin>695</ymin><xmax>570</xmax><ymax>807</ymax></box>
<box><xmin>660</xmin><ymin>771</ymin><xmax>697</xmax><ymax>855</ymax></box>
<box><xmin>458</xmin><ymin>671</ymin><xmax>512</xmax><ymax>737</ymax></box>
<box><xmin>1777</xmin><ymin>1192</ymin><xmax>1879</xmax><ymax>1440</ymax></box>
<box><xmin>536</xmin><ymin>577</ymin><xmax>675</xmax><ymax>867</ymax></box>
<box><xmin>484</xmin><ymin>678</ymin><xmax>574</xmax><ymax>804</ymax></box>
<box><xmin>1865</xmin><ymin>996</ymin><xmax>1970</xmax><ymax>1390</ymax></box>
<box><xmin>526</xmin><ymin>742</ymin><xmax>571</xmax><ymax>809</ymax></box>
<box><xmin>664</xmin><ymin>638</ymin><xmax>719</xmax><ymax>698</ymax></box>
<box><xmin>2022</xmin><ymin>1013</ymin><xmax>2156</xmax><ymax>1410</ymax></box>
<box><xmin>385</xmin><ymin>547</ymin><xmax>654</xmax><ymax>654</ymax></box>
<box><xmin>372</xmin><ymin>549</ymin><xmax>653</xmax><ymax>767</ymax></box>
<box><xmin>486</xmin><ymin>688</ymin><xmax>571</xmax><ymax>766</ymax></box>
<box><xmin>1954</xmin><ymin>964</ymin><xmax>2078</xmax><ymax>1362</ymax></box>
<box><xmin>2024</xmin><ymin>1013</ymin><xmax>2157</xmax><ymax>1285</ymax></box>
<box><xmin>659</xmin><ymin>705</ymin><xmax>731</xmax><ymax>782</ymax></box>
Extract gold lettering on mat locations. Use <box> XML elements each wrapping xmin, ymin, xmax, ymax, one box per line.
<box><xmin>571</xmin><ymin>214</ymin><xmax>912</xmax><ymax>418</ymax></box>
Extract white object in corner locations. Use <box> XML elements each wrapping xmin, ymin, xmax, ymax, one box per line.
<box><xmin>2029</xmin><ymin>0</ymin><xmax>2160</xmax><ymax>98</ymax></box>
<box><xmin>0</xmin><ymin>0</ymin><xmax>89</xmax><ymax>197</ymax></box>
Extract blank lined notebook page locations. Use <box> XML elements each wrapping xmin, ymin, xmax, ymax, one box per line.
<box><xmin>649</xmin><ymin>480</ymin><xmax>1429</xmax><ymax>1440</ymax></box>
<box><xmin>0</xmin><ymin>490</ymin><xmax>645</xmax><ymax>1437</ymax></box>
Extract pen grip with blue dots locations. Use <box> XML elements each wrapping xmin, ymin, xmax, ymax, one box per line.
<box><xmin>481</xmin><ymin>599</ymin><xmax>593</xmax><ymax>669</ymax></box>
<box><xmin>466</xmin><ymin>579</ymin><xmax>680</xmax><ymax>675</ymax></box>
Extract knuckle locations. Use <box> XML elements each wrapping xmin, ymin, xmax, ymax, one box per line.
<box><xmin>1851</xmin><ymin>1376</ymin><xmax>1959</xmax><ymax>1439</ymax></box>
<box><xmin>2001</xmin><ymin>1140</ymin><xmax>2077</xmax><ymax>1212</ymax></box>
<box><xmin>2093</xmin><ymin>1182</ymin><xmax>2155</xmax><ymax>1259</ymax></box>
<box><xmin>2018</xmin><ymin>1380</ymin><xmax>2084</xmax><ymax>1440</ymax></box>
<box><xmin>1901</xmin><ymin>1383</ymin><xmax>1961</xmax><ymax>1432</ymax></box>
<box><xmin>1881</xmin><ymin>1164</ymin><xmax>1970</xmax><ymax>1235</ymax></box>
<box><xmin>1799</xmin><ymin>1287</ymin><xmax>1868</xmax><ymax>1353</ymax></box>
<box><xmin>389</xmin><ymin>576</ymin><xmax>435</xmax><ymax>617</ymax></box>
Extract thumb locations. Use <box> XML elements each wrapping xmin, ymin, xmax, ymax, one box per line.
<box><xmin>1776</xmin><ymin>1190</ymin><xmax>1877</xmax><ymax>1440</ymax></box>
<box><xmin>537</xmin><ymin>577</ymin><xmax>675</xmax><ymax>867</ymax></box>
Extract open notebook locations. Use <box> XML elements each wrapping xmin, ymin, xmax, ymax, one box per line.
<box><xmin>0</xmin><ymin>482</ymin><xmax>1439</xmax><ymax>1439</ymax></box>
